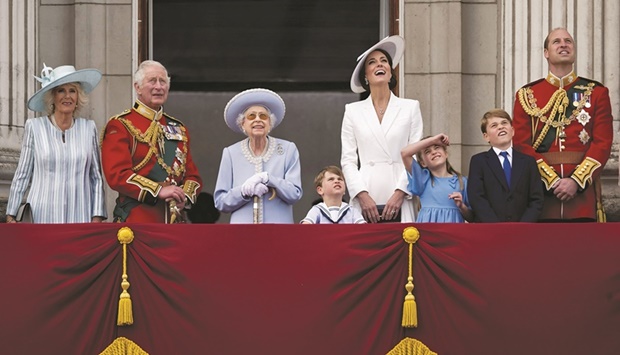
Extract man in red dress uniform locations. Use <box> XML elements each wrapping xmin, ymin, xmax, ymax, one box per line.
<box><xmin>513</xmin><ymin>28</ymin><xmax>613</xmax><ymax>222</ymax></box>
<box><xmin>101</xmin><ymin>60</ymin><xmax>202</xmax><ymax>223</ymax></box>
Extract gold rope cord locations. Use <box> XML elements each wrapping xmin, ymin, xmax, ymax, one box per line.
<box><xmin>402</xmin><ymin>227</ymin><xmax>420</xmax><ymax>328</ymax></box>
<box><xmin>117</xmin><ymin>227</ymin><xmax>135</xmax><ymax>326</ymax></box>
<box><xmin>99</xmin><ymin>337</ymin><xmax>149</xmax><ymax>355</ymax></box>
<box><xmin>386</xmin><ymin>337</ymin><xmax>437</xmax><ymax>355</ymax></box>
<box><xmin>119</xmin><ymin>117</ymin><xmax>188</xmax><ymax>177</ymax></box>
<box><xmin>517</xmin><ymin>83</ymin><xmax>595</xmax><ymax>150</ymax></box>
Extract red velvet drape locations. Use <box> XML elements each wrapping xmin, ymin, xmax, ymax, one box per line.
<box><xmin>1</xmin><ymin>223</ymin><xmax>619</xmax><ymax>354</ymax></box>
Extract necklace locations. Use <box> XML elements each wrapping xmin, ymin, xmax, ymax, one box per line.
<box><xmin>50</xmin><ymin>114</ymin><xmax>74</xmax><ymax>131</ymax></box>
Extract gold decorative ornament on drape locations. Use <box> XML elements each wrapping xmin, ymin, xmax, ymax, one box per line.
<box><xmin>117</xmin><ymin>227</ymin><xmax>134</xmax><ymax>326</ymax></box>
<box><xmin>99</xmin><ymin>337</ymin><xmax>149</xmax><ymax>355</ymax></box>
<box><xmin>401</xmin><ymin>226</ymin><xmax>419</xmax><ymax>328</ymax></box>
<box><xmin>386</xmin><ymin>337</ymin><xmax>437</xmax><ymax>355</ymax></box>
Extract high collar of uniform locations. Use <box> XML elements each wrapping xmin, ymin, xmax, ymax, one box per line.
<box><xmin>133</xmin><ymin>100</ymin><xmax>163</xmax><ymax>121</ymax></box>
<box><xmin>545</xmin><ymin>70</ymin><xmax>577</xmax><ymax>88</ymax></box>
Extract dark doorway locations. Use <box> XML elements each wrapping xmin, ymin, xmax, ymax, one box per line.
<box><xmin>153</xmin><ymin>0</ymin><xmax>379</xmax><ymax>92</ymax></box>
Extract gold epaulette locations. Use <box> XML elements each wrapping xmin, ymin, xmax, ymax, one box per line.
<box><xmin>571</xmin><ymin>157</ymin><xmax>601</xmax><ymax>190</ymax></box>
<box><xmin>163</xmin><ymin>112</ymin><xmax>184</xmax><ymax>126</ymax></box>
<box><xmin>537</xmin><ymin>159</ymin><xmax>560</xmax><ymax>190</ymax></box>
<box><xmin>101</xmin><ymin>110</ymin><xmax>132</xmax><ymax>145</ymax></box>
<box><xmin>108</xmin><ymin>109</ymin><xmax>131</xmax><ymax>122</ymax></box>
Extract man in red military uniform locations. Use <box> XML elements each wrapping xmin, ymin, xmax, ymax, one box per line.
<box><xmin>513</xmin><ymin>28</ymin><xmax>613</xmax><ymax>222</ymax></box>
<box><xmin>101</xmin><ymin>60</ymin><xmax>202</xmax><ymax>223</ymax></box>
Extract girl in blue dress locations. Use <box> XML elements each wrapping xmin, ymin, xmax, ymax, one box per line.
<box><xmin>401</xmin><ymin>134</ymin><xmax>472</xmax><ymax>223</ymax></box>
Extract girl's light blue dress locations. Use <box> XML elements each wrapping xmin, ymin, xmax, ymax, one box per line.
<box><xmin>407</xmin><ymin>160</ymin><xmax>469</xmax><ymax>223</ymax></box>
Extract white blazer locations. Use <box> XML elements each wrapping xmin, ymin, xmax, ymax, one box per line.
<box><xmin>340</xmin><ymin>93</ymin><xmax>423</xmax><ymax>222</ymax></box>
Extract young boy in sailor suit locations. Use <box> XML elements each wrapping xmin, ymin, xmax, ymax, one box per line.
<box><xmin>300</xmin><ymin>166</ymin><xmax>366</xmax><ymax>224</ymax></box>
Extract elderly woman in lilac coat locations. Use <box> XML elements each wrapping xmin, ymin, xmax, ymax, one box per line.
<box><xmin>214</xmin><ymin>88</ymin><xmax>303</xmax><ymax>223</ymax></box>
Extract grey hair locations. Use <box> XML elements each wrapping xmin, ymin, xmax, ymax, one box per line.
<box><xmin>236</xmin><ymin>107</ymin><xmax>276</xmax><ymax>135</ymax></box>
<box><xmin>134</xmin><ymin>60</ymin><xmax>170</xmax><ymax>88</ymax></box>
<box><xmin>43</xmin><ymin>82</ymin><xmax>89</xmax><ymax>117</ymax></box>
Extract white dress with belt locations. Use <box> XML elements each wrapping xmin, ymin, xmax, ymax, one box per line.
<box><xmin>340</xmin><ymin>93</ymin><xmax>423</xmax><ymax>222</ymax></box>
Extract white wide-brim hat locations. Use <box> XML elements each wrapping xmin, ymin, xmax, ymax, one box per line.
<box><xmin>350</xmin><ymin>35</ymin><xmax>405</xmax><ymax>94</ymax></box>
<box><xmin>27</xmin><ymin>64</ymin><xmax>102</xmax><ymax>112</ymax></box>
<box><xmin>223</xmin><ymin>88</ymin><xmax>286</xmax><ymax>134</ymax></box>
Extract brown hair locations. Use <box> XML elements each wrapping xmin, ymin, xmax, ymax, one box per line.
<box><xmin>480</xmin><ymin>109</ymin><xmax>512</xmax><ymax>134</ymax></box>
<box><xmin>415</xmin><ymin>137</ymin><xmax>465</xmax><ymax>191</ymax></box>
<box><xmin>314</xmin><ymin>165</ymin><xmax>345</xmax><ymax>189</ymax></box>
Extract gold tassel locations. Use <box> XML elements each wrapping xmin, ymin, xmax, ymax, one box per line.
<box><xmin>117</xmin><ymin>227</ymin><xmax>135</xmax><ymax>326</ymax></box>
<box><xmin>386</xmin><ymin>337</ymin><xmax>437</xmax><ymax>355</ymax></box>
<box><xmin>402</xmin><ymin>227</ymin><xmax>420</xmax><ymax>328</ymax></box>
<box><xmin>99</xmin><ymin>336</ymin><xmax>149</xmax><ymax>355</ymax></box>
<box><xmin>597</xmin><ymin>202</ymin><xmax>606</xmax><ymax>223</ymax></box>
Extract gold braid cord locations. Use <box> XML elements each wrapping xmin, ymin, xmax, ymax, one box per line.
<box><xmin>118</xmin><ymin>117</ymin><xmax>188</xmax><ymax>178</ymax></box>
<box><xmin>402</xmin><ymin>227</ymin><xmax>420</xmax><ymax>328</ymax></box>
<box><xmin>117</xmin><ymin>227</ymin><xmax>135</xmax><ymax>326</ymax></box>
<box><xmin>387</xmin><ymin>338</ymin><xmax>437</xmax><ymax>355</ymax></box>
<box><xmin>517</xmin><ymin>87</ymin><xmax>568</xmax><ymax>150</ymax></box>
<box><xmin>99</xmin><ymin>337</ymin><xmax>149</xmax><ymax>355</ymax></box>
<box><xmin>517</xmin><ymin>83</ymin><xmax>595</xmax><ymax>150</ymax></box>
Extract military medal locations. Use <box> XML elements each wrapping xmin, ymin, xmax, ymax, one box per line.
<box><xmin>577</xmin><ymin>109</ymin><xmax>591</xmax><ymax>126</ymax></box>
<box><xmin>585</xmin><ymin>98</ymin><xmax>591</xmax><ymax>108</ymax></box>
<box><xmin>579</xmin><ymin>129</ymin><xmax>590</xmax><ymax>144</ymax></box>
<box><xmin>572</xmin><ymin>92</ymin><xmax>582</xmax><ymax>107</ymax></box>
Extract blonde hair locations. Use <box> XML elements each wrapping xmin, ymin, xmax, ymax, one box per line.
<box><xmin>43</xmin><ymin>83</ymin><xmax>89</xmax><ymax>117</ymax></box>
<box><xmin>415</xmin><ymin>136</ymin><xmax>465</xmax><ymax>191</ymax></box>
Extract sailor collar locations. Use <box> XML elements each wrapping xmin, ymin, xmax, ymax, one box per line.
<box><xmin>133</xmin><ymin>100</ymin><xmax>163</xmax><ymax>121</ymax></box>
<box><xmin>545</xmin><ymin>70</ymin><xmax>577</xmax><ymax>88</ymax></box>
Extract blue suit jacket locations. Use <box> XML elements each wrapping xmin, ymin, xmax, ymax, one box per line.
<box><xmin>467</xmin><ymin>148</ymin><xmax>543</xmax><ymax>222</ymax></box>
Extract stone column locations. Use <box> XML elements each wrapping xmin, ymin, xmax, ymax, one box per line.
<box><xmin>501</xmin><ymin>0</ymin><xmax>620</xmax><ymax>219</ymax></box>
<box><xmin>0</xmin><ymin>0</ymin><xmax>37</xmax><ymax>216</ymax></box>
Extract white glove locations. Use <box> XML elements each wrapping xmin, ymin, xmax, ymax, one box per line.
<box><xmin>257</xmin><ymin>171</ymin><xmax>269</xmax><ymax>184</ymax></box>
<box><xmin>241</xmin><ymin>172</ymin><xmax>268</xmax><ymax>197</ymax></box>
<box><xmin>253</xmin><ymin>183</ymin><xmax>269</xmax><ymax>197</ymax></box>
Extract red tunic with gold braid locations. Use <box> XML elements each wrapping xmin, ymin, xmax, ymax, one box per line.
<box><xmin>513</xmin><ymin>71</ymin><xmax>613</xmax><ymax>221</ymax></box>
<box><xmin>101</xmin><ymin>100</ymin><xmax>202</xmax><ymax>222</ymax></box>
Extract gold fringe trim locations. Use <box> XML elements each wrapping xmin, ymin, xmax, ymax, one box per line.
<box><xmin>402</xmin><ymin>227</ymin><xmax>420</xmax><ymax>328</ymax></box>
<box><xmin>117</xmin><ymin>227</ymin><xmax>135</xmax><ymax>326</ymax></box>
<box><xmin>387</xmin><ymin>337</ymin><xmax>437</xmax><ymax>355</ymax></box>
<box><xmin>99</xmin><ymin>337</ymin><xmax>149</xmax><ymax>355</ymax></box>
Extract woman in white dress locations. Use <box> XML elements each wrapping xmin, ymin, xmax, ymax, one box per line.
<box><xmin>341</xmin><ymin>35</ymin><xmax>424</xmax><ymax>223</ymax></box>
<box><xmin>5</xmin><ymin>64</ymin><xmax>107</xmax><ymax>223</ymax></box>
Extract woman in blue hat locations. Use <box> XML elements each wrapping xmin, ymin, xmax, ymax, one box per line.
<box><xmin>5</xmin><ymin>64</ymin><xmax>107</xmax><ymax>223</ymax></box>
<box><xmin>214</xmin><ymin>88</ymin><xmax>302</xmax><ymax>223</ymax></box>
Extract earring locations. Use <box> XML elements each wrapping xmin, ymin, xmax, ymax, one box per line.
<box><xmin>364</xmin><ymin>77</ymin><xmax>369</xmax><ymax>85</ymax></box>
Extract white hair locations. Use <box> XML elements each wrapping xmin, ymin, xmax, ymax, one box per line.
<box><xmin>134</xmin><ymin>60</ymin><xmax>170</xmax><ymax>88</ymax></box>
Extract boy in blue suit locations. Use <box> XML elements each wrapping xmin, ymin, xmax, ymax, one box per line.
<box><xmin>467</xmin><ymin>109</ymin><xmax>543</xmax><ymax>222</ymax></box>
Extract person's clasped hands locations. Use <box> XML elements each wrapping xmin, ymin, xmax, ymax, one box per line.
<box><xmin>241</xmin><ymin>172</ymin><xmax>269</xmax><ymax>198</ymax></box>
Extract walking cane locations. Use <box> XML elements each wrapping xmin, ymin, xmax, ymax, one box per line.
<box><xmin>253</xmin><ymin>196</ymin><xmax>259</xmax><ymax>224</ymax></box>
